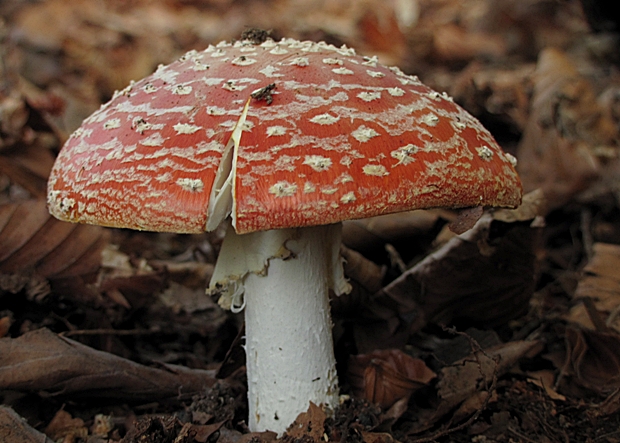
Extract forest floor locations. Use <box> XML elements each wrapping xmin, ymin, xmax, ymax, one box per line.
<box><xmin>1</xmin><ymin>1</ymin><xmax>620</xmax><ymax>442</ymax></box>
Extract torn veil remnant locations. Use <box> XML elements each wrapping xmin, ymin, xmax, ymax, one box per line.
<box><xmin>47</xmin><ymin>37</ymin><xmax>522</xmax><ymax>435</ymax></box>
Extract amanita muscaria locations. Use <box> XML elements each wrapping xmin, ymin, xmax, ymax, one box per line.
<box><xmin>47</xmin><ymin>37</ymin><xmax>522</xmax><ymax>434</ymax></box>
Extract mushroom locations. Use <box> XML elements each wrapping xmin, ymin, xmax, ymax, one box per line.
<box><xmin>47</xmin><ymin>38</ymin><xmax>522</xmax><ymax>434</ymax></box>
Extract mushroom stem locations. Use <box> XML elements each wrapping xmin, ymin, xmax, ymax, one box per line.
<box><xmin>212</xmin><ymin>223</ymin><xmax>350</xmax><ymax>434</ymax></box>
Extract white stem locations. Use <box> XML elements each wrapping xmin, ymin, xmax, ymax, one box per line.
<box><xmin>210</xmin><ymin>223</ymin><xmax>350</xmax><ymax>434</ymax></box>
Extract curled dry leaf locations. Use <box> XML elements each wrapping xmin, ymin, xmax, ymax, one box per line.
<box><xmin>286</xmin><ymin>402</ymin><xmax>326</xmax><ymax>442</ymax></box>
<box><xmin>0</xmin><ymin>406</ymin><xmax>54</xmax><ymax>443</ymax></box>
<box><xmin>517</xmin><ymin>48</ymin><xmax>619</xmax><ymax>213</ymax></box>
<box><xmin>342</xmin><ymin>210</ymin><xmax>441</xmax><ymax>258</ymax></box>
<box><xmin>448</xmin><ymin>206</ymin><xmax>484</xmax><ymax>235</ymax></box>
<box><xmin>348</xmin><ymin>349</ymin><xmax>436</xmax><ymax>409</ymax></box>
<box><xmin>331</xmin><ymin>245</ymin><xmax>387</xmax><ymax>336</ymax></box>
<box><xmin>351</xmin><ymin>193</ymin><xmax>542</xmax><ymax>352</ymax></box>
<box><xmin>0</xmin><ymin>328</ymin><xmax>216</xmax><ymax>400</ymax></box>
<box><xmin>0</xmin><ymin>89</ymin><xmax>58</xmax><ymax>198</ymax></box>
<box><xmin>451</xmin><ymin>62</ymin><xmax>534</xmax><ymax>134</ymax></box>
<box><xmin>561</xmin><ymin>327</ymin><xmax>620</xmax><ymax>395</ymax></box>
<box><xmin>44</xmin><ymin>410</ymin><xmax>88</xmax><ymax>442</ymax></box>
<box><xmin>0</xmin><ymin>199</ymin><xmax>108</xmax><ymax>280</ymax></box>
<box><xmin>430</xmin><ymin>340</ymin><xmax>541</xmax><ymax>427</ymax></box>
<box><xmin>567</xmin><ymin>242</ymin><xmax>620</xmax><ymax>332</ymax></box>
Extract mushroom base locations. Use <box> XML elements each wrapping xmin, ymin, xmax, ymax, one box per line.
<box><xmin>211</xmin><ymin>223</ymin><xmax>350</xmax><ymax>434</ymax></box>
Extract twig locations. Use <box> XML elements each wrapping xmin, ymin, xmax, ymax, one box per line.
<box><xmin>580</xmin><ymin>208</ymin><xmax>594</xmax><ymax>262</ymax></box>
<box><xmin>582</xmin><ymin>297</ymin><xmax>610</xmax><ymax>332</ymax></box>
<box><xmin>61</xmin><ymin>328</ymin><xmax>156</xmax><ymax>337</ymax></box>
<box><xmin>507</xmin><ymin>425</ymin><xmax>539</xmax><ymax>443</ymax></box>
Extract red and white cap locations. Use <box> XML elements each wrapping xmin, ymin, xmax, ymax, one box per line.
<box><xmin>48</xmin><ymin>38</ymin><xmax>522</xmax><ymax>234</ymax></box>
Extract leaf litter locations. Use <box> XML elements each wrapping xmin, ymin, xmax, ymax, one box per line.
<box><xmin>1</xmin><ymin>0</ymin><xmax>620</xmax><ymax>442</ymax></box>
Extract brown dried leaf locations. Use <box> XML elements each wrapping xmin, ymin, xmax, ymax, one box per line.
<box><xmin>448</xmin><ymin>206</ymin><xmax>484</xmax><ymax>235</ymax></box>
<box><xmin>517</xmin><ymin>48</ymin><xmax>619</xmax><ymax>212</ymax></box>
<box><xmin>340</xmin><ymin>244</ymin><xmax>386</xmax><ymax>294</ymax></box>
<box><xmin>451</xmin><ymin>62</ymin><xmax>534</xmax><ymax>134</ymax></box>
<box><xmin>44</xmin><ymin>410</ymin><xmax>88</xmax><ymax>442</ymax></box>
<box><xmin>562</xmin><ymin>327</ymin><xmax>620</xmax><ymax>395</ymax></box>
<box><xmin>432</xmin><ymin>23</ymin><xmax>506</xmax><ymax>63</ymax></box>
<box><xmin>0</xmin><ymin>328</ymin><xmax>216</xmax><ymax>400</ymax></box>
<box><xmin>342</xmin><ymin>210</ymin><xmax>441</xmax><ymax>257</ymax></box>
<box><xmin>359</xmin><ymin>431</ymin><xmax>397</xmax><ymax>443</ymax></box>
<box><xmin>567</xmin><ymin>243</ymin><xmax>620</xmax><ymax>332</ymax></box>
<box><xmin>236</xmin><ymin>430</ymin><xmax>278</xmax><ymax>443</ymax></box>
<box><xmin>348</xmin><ymin>349</ymin><xmax>436</xmax><ymax>409</ymax></box>
<box><xmin>432</xmin><ymin>340</ymin><xmax>540</xmax><ymax>424</ymax></box>
<box><xmin>0</xmin><ymin>318</ymin><xmax>9</xmax><ymax>339</ymax></box>
<box><xmin>352</xmin><ymin>209</ymin><xmax>541</xmax><ymax>352</ymax></box>
<box><xmin>526</xmin><ymin>370</ymin><xmax>566</xmax><ymax>401</ymax></box>
<box><xmin>286</xmin><ymin>402</ymin><xmax>326</xmax><ymax>442</ymax></box>
<box><xmin>176</xmin><ymin>421</ymin><xmax>225</xmax><ymax>443</ymax></box>
<box><xmin>0</xmin><ymin>199</ymin><xmax>108</xmax><ymax>282</ymax></box>
<box><xmin>0</xmin><ymin>406</ymin><xmax>54</xmax><ymax>443</ymax></box>
<box><xmin>121</xmin><ymin>415</ymin><xmax>182</xmax><ymax>443</ymax></box>
<box><xmin>0</xmin><ymin>87</ymin><xmax>58</xmax><ymax>198</ymax></box>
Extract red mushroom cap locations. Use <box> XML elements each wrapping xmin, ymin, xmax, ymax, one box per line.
<box><xmin>48</xmin><ymin>38</ymin><xmax>522</xmax><ymax>234</ymax></box>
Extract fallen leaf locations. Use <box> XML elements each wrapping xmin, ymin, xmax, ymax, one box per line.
<box><xmin>352</xmin><ymin>207</ymin><xmax>541</xmax><ymax>352</ymax></box>
<box><xmin>44</xmin><ymin>410</ymin><xmax>88</xmax><ymax>442</ymax></box>
<box><xmin>342</xmin><ymin>210</ymin><xmax>441</xmax><ymax>260</ymax></box>
<box><xmin>348</xmin><ymin>349</ymin><xmax>436</xmax><ymax>409</ymax></box>
<box><xmin>0</xmin><ymin>328</ymin><xmax>216</xmax><ymax>400</ymax></box>
<box><xmin>562</xmin><ymin>327</ymin><xmax>620</xmax><ymax>395</ymax></box>
<box><xmin>0</xmin><ymin>87</ymin><xmax>58</xmax><ymax>198</ymax></box>
<box><xmin>0</xmin><ymin>199</ymin><xmax>108</xmax><ymax>283</ymax></box>
<box><xmin>120</xmin><ymin>415</ymin><xmax>181</xmax><ymax>443</ymax></box>
<box><xmin>0</xmin><ymin>316</ymin><xmax>11</xmax><ymax>338</ymax></box>
<box><xmin>360</xmin><ymin>431</ymin><xmax>397</xmax><ymax>443</ymax></box>
<box><xmin>526</xmin><ymin>370</ymin><xmax>566</xmax><ymax>401</ymax></box>
<box><xmin>286</xmin><ymin>402</ymin><xmax>326</xmax><ymax>442</ymax></box>
<box><xmin>517</xmin><ymin>48</ymin><xmax>619</xmax><ymax>213</ymax></box>
<box><xmin>432</xmin><ymin>340</ymin><xmax>541</xmax><ymax>424</ymax></box>
<box><xmin>448</xmin><ymin>206</ymin><xmax>484</xmax><ymax>235</ymax></box>
<box><xmin>0</xmin><ymin>406</ymin><xmax>54</xmax><ymax>443</ymax></box>
<box><xmin>567</xmin><ymin>243</ymin><xmax>620</xmax><ymax>332</ymax></box>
